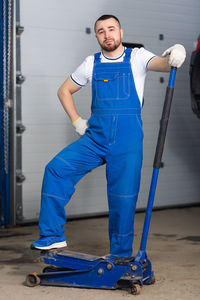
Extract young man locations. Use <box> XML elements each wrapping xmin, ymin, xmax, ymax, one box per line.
<box><xmin>31</xmin><ymin>15</ymin><xmax>186</xmax><ymax>257</ymax></box>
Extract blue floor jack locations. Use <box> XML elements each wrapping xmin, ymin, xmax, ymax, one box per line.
<box><xmin>26</xmin><ymin>67</ymin><xmax>177</xmax><ymax>295</ymax></box>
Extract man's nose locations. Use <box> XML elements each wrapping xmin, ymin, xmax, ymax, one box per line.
<box><xmin>104</xmin><ymin>30</ymin><xmax>111</xmax><ymax>39</ymax></box>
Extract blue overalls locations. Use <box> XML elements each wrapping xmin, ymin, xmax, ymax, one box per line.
<box><xmin>39</xmin><ymin>48</ymin><xmax>143</xmax><ymax>257</ymax></box>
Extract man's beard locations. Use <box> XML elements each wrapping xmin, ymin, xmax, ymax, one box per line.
<box><xmin>100</xmin><ymin>38</ymin><xmax>121</xmax><ymax>52</ymax></box>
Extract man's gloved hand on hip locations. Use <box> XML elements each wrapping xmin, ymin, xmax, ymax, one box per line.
<box><xmin>72</xmin><ymin>116</ymin><xmax>88</xmax><ymax>136</ymax></box>
<box><xmin>162</xmin><ymin>44</ymin><xmax>186</xmax><ymax>68</ymax></box>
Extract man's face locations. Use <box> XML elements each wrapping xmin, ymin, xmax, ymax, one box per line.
<box><xmin>95</xmin><ymin>18</ymin><xmax>123</xmax><ymax>52</ymax></box>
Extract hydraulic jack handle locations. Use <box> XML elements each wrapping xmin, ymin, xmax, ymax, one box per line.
<box><xmin>136</xmin><ymin>67</ymin><xmax>177</xmax><ymax>261</ymax></box>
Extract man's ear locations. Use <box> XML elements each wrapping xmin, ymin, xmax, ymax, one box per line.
<box><xmin>120</xmin><ymin>28</ymin><xmax>124</xmax><ymax>39</ymax></box>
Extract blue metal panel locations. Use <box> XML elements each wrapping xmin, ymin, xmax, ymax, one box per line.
<box><xmin>0</xmin><ymin>0</ymin><xmax>10</xmax><ymax>227</ymax></box>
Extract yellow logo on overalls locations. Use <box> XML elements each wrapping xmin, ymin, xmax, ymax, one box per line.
<box><xmin>104</xmin><ymin>80</ymin><xmax>108</xmax><ymax>82</ymax></box>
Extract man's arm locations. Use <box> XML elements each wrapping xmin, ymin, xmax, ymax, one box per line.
<box><xmin>57</xmin><ymin>77</ymin><xmax>81</xmax><ymax>123</ymax></box>
<box><xmin>148</xmin><ymin>56</ymin><xmax>170</xmax><ymax>72</ymax></box>
<box><xmin>148</xmin><ymin>44</ymin><xmax>186</xmax><ymax>72</ymax></box>
<box><xmin>57</xmin><ymin>77</ymin><xmax>89</xmax><ymax>136</ymax></box>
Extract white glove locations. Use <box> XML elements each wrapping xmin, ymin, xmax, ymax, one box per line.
<box><xmin>162</xmin><ymin>44</ymin><xmax>186</xmax><ymax>68</ymax></box>
<box><xmin>72</xmin><ymin>116</ymin><xmax>88</xmax><ymax>136</ymax></box>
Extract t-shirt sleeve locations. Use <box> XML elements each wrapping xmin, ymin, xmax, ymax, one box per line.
<box><xmin>70</xmin><ymin>55</ymin><xmax>94</xmax><ymax>87</ymax></box>
<box><xmin>135</xmin><ymin>47</ymin><xmax>157</xmax><ymax>71</ymax></box>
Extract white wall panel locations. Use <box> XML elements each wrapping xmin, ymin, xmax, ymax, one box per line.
<box><xmin>20</xmin><ymin>0</ymin><xmax>200</xmax><ymax>221</ymax></box>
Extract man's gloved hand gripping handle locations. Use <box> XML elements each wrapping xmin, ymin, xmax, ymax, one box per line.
<box><xmin>162</xmin><ymin>44</ymin><xmax>186</xmax><ymax>68</ymax></box>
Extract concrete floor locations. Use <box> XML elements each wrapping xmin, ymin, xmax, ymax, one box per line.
<box><xmin>0</xmin><ymin>207</ymin><xmax>200</xmax><ymax>300</ymax></box>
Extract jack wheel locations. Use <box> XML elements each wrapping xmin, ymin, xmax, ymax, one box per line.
<box><xmin>130</xmin><ymin>283</ymin><xmax>141</xmax><ymax>295</ymax></box>
<box><xmin>26</xmin><ymin>272</ymin><xmax>41</xmax><ymax>287</ymax></box>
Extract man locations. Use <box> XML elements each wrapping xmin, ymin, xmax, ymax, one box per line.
<box><xmin>31</xmin><ymin>15</ymin><xmax>186</xmax><ymax>257</ymax></box>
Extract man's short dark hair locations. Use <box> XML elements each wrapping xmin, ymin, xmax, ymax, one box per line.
<box><xmin>94</xmin><ymin>15</ymin><xmax>121</xmax><ymax>31</ymax></box>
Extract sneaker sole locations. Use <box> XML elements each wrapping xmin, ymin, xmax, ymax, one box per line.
<box><xmin>31</xmin><ymin>241</ymin><xmax>67</xmax><ymax>250</ymax></box>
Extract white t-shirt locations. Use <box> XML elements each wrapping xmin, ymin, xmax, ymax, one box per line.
<box><xmin>70</xmin><ymin>47</ymin><xmax>156</xmax><ymax>107</ymax></box>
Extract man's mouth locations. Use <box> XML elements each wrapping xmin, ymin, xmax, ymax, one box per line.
<box><xmin>104</xmin><ymin>39</ymin><xmax>113</xmax><ymax>44</ymax></box>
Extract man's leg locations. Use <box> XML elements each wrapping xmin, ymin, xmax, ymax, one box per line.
<box><xmin>106</xmin><ymin>150</ymin><xmax>143</xmax><ymax>257</ymax></box>
<box><xmin>32</xmin><ymin>135</ymin><xmax>104</xmax><ymax>249</ymax></box>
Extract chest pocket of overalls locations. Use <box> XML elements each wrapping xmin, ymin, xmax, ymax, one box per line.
<box><xmin>94</xmin><ymin>72</ymin><xmax>131</xmax><ymax>100</ymax></box>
